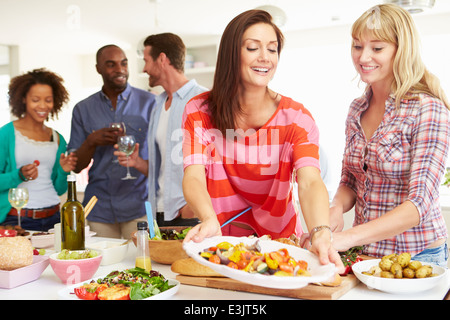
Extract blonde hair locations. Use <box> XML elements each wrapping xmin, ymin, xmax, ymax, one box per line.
<box><xmin>352</xmin><ymin>4</ymin><xmax>449</xmax><ymax>110</ymax></box>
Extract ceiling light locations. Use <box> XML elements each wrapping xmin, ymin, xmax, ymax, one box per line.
<box><xmin>385</xmin><ymin>0</ymin><xmax>436</xmax><ymax>14</ymax></box>
<box><xmin>255</xmin><ymin>5</ymin><xmax>287</xmax><ymax>27</ymax></box>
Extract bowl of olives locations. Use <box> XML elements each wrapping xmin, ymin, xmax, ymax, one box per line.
<box><xmin>352</xmin><ymin>253</ymin><xmax>447</xmax><ymax>294</ymax></box>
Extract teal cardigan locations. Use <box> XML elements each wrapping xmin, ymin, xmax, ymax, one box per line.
<box><xmin>0</xmin><ymin>122</ymin><xmax>69</xmax><ymax>223</ymax></box>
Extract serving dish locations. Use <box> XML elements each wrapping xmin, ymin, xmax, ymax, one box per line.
<box><xmin>0</xmin><ymin>255</ymin><xmax>50</xmax><ymax>289</ymax></box>
<box><xmin>58</xmin><ymin>278</ymin><xmax>180</xmax><ymax>300</ymax></box>
<box><xmin>352</xmin><ymin>259</ymin><xmax>448</xmax><ymax>294</ymax></box>
<box><xmin>31</xmin><ymin>232</ymin><xmax>54</xmax><ymax>248</ymax></box>
<box><xmin>0</xmin><ymin>229</ymin><xmax>17</xmax><ymax>237</ymax></box>
<box><xmin>86</xmin><ymin>239</ymin><xmax>128</xmax><ymax>265</ymax></box>
<box><xmin>183</xmin><ymin>236</ymin><xmax>336</xmax><ymax>289</ymax></box>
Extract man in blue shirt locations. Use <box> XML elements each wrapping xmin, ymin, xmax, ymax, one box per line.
<box><xmin>115</xmin><ymin>34</ymin><xmax>207</xmax><ymax>226</ymax></box>
<box><xmin>68</xmin><ymin>44</ymin><xmax>156</xmax><ymax>238</ymax></box>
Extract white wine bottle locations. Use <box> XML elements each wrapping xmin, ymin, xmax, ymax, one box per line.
<box><xmin>61</xmin><ymin>174</ymin><xmax>85</xmax><ymax>250</ymax></box>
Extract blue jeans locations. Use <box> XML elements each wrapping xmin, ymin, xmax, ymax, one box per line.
<box><xmin>1</xmin><ymin>211</ymin><xmax>60</xmax><ymax>232</ymax></box>
<box><xmin>412</xmin><ymin>242</ymin><xmax>448</xmax><ymax>268</ymax></box>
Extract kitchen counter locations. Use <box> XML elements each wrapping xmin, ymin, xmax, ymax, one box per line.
<box><xmin>0</xmin><ymin>236</ymin><xmax>448</xmax><ymax>301</ymax></box>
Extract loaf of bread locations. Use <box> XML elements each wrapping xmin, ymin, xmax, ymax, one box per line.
<box><xmin>171</xmin><ymin>258</ymin><xmax>224</xmax><ymax>277</ymax></box>
<box><xmin>0</xmin><ymin>236</ymin><xmax>33</xmax><ymax>270</ymax></box>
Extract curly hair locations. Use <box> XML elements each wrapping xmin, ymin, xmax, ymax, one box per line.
<box><xmin>8</xmin><ymin>68</ymin><xmax>69</xmax><ymax>119</ymax></box>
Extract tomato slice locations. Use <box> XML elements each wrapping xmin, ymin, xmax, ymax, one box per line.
<box><xmin>74</xmin><ymin>283</ymin><xmax>107</xmax><ymax>300</ymax></box>
<box><xmin>74</xmin><ymin>287</ymin><xmax>97</xmax><ymax>300</ymax></box>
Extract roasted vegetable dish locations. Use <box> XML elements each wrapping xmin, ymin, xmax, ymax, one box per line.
<box><xmin>199</xmin><ymin>241</ymin><xmax>311</xmax><ymax>277</ymax></box>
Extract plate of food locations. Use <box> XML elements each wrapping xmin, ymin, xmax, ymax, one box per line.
<box><xmin>183</xmin><ymin>236</ymin><xmax>336</xmax><ymax>289</ymax></box>
<box><xmin>58</xmin><ymin>268</ymin><xmax>179</xmax><ymax>300</ymax></box>
<box><xmin>352</xmin><ymin>253</ymin><xmax>448</xmax><ymax>294</ymax></box>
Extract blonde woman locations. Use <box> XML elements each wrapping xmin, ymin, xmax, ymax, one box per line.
<box><xmin>330</xmin><ymin>4</ymin><xmax>449</xmax><ymax>267</ymax></box>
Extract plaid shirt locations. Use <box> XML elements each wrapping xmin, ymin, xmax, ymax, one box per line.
<box><xmin>340</xmin><ymin>89</ymin><xmax>449</xmax><ymax>257</ymax></box>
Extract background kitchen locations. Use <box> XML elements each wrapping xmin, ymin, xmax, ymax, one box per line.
<box><xmin>0</xmin><ymin>0</ymin><xmax>449</xmax><ymax>240</ymax></box>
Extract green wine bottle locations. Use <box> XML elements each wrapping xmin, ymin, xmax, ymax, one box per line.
<box><xmin>61</xmin><ymin>174</ymin><xmax>85</xmax><ymax>250</ymax></box>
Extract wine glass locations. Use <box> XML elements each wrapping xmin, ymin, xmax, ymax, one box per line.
<box><xmin>109</xmin><ymin>122</ymin><xmax>126</xmax><ymax>135</ymax></box>
<box><xmin>110</xmin><ymin>122</ymin><xmax>126</xmax><ymax>163</ymax></box>
<box><xmin>117</xmin><ymin>135</ymin><xmax>137</xmax><ymax>180</ymax></box>
<box><xmin>8</xmin><ymin>188</ymin><xmax>29</xmax><ymax>228</ymax></box>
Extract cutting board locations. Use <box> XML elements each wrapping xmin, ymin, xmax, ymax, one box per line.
<box><xmin>176</xmin><ymin>274</ymin><xmax>359</xmax><ymax>300</ymax></box>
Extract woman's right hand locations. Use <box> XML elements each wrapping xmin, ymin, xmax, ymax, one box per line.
<box><xmin>20</xmin><ymin>163</ymin><xmax>38</xmax><ymax>181</ymax></box>
<box><xmin>183</xmin><ymin>216</ymin><xmax>221</xmax><ymax>243</ymax></box>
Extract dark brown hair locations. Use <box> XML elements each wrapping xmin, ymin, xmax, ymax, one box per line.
<box><xmin>144</xmin><ymin>33</ymin><xmax>186</xmax><ymax>72</ymax></box>
<box><xmin>8</xmin><ymin>68</ymin><xmax>69</xmax><ymax>119</ymax></box>
<box><xmin>207</xmin><ymin>9</ymin><xmax>284</xmax><ymax>134</ymax></box>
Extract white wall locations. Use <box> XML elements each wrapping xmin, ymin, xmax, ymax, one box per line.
<box><xmin>1</xmin><ymin>11</ymin><xmax>449</xmax><ymax>192</ymax></box>
<box><xmin>271</xmin><ymin>16</ymin><xmax>450</xmax><ymax>195</ymax></box>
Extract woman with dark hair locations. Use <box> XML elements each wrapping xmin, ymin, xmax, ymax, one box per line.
<box><xmin>0</xmin><ymin>68</ymin><xmax>77</xmax><ymax>231</ymax></box>
<box><xmin>182</xmin><ymin>10</ymin><xmax>343</xmax><ymax>270</ymax></box>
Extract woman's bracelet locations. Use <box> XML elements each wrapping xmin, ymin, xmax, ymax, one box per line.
<box><xmin>18</xmin><ymin>167</ymin><xmax>28</xmax><ymax>181</ymax></box>
<box><xmin>309</xmin><ymin>225</ymin><xmax>332</xmax><ymax>245</ymax></box>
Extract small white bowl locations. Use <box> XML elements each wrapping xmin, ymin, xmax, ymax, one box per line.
<box><xmin>352</xmin><ymin>259</ymin><xmax>448</xmax><ymax>294</ymax></box>
<box><xmin>31</xmin><ymin>232</ymin><xmax>54</xmax><ymax>248</ymax></box>
<box><xmin>86</xmin><ymin>239</ymin><xmax>128</xmax><ymax>265</ymax></box>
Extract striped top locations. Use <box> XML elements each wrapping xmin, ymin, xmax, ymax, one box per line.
<box><xmin>340</xmin><ymin>89</ymin><xmax>449</xmax><ymax>257</ymax></box>
<box><xmin>182</xmin><ymin>92</ymin><xmax>321</xmax><ymax>238</ymax></box>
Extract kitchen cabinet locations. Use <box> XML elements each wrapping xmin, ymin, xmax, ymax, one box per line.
<box><xmin>185</xmin><ymin>43</ymin><xmax>217</xmax><ymax>89</ymax></box>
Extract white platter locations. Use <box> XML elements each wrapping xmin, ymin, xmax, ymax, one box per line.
<box><xmin>58</xmin><ymin>277</ymin><xmax>180</xmax><ymax>300</ymax></box>
<box><xmin>183</xmin><ymin>236</ymin><xmax>336</xmax><ymax>289</ymax></box>
<box><xmin>352</xmin><ymin>259</ymin><xmax>448</xmax><ymax>294</ymax></box>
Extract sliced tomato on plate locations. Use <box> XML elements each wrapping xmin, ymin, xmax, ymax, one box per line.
<box><xmin>74</xmin><ymin>283</ymin><xmax>108</xmax><ymax>300</ymax></box>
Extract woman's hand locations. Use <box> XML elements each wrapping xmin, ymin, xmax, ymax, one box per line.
<box><xmin>60</xmin><ymin>152</ymin><xmax>77</xmax><ymax>172</ymax></box>
<box><xmin>183</xmin><ymin>216</ymin><xmax>221</xmax><ymax>243</ymax></box>
<box><xmin>308</xmin><ymin>229</ymin><xmax>345</xmax><ymax>274</ymax></box>
<box><xmin>20</xmin><ymin>162</ymin><xmax>39</xmax><ymax>181</ymax></box>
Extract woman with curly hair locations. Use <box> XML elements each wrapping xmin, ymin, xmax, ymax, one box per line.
<box><xmin>0</xmin><ymin>68</ymin><xmax>77</xmax><ymax>231</ymax></box>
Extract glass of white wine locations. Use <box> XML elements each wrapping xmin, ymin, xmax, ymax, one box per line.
<box><xmin>109</xmin><ymin>122</ymin><xmax>126</xmax><ymax>163</ymax></box>
<box><xmin>8</xmin><ymin>188</ymin><xmax>29</xmax><ymax>228</ymax></box>
<box><xmin>117</xmin><ymin>135</ymin><xmax>137</xmax><ymax>180</ymax></box>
